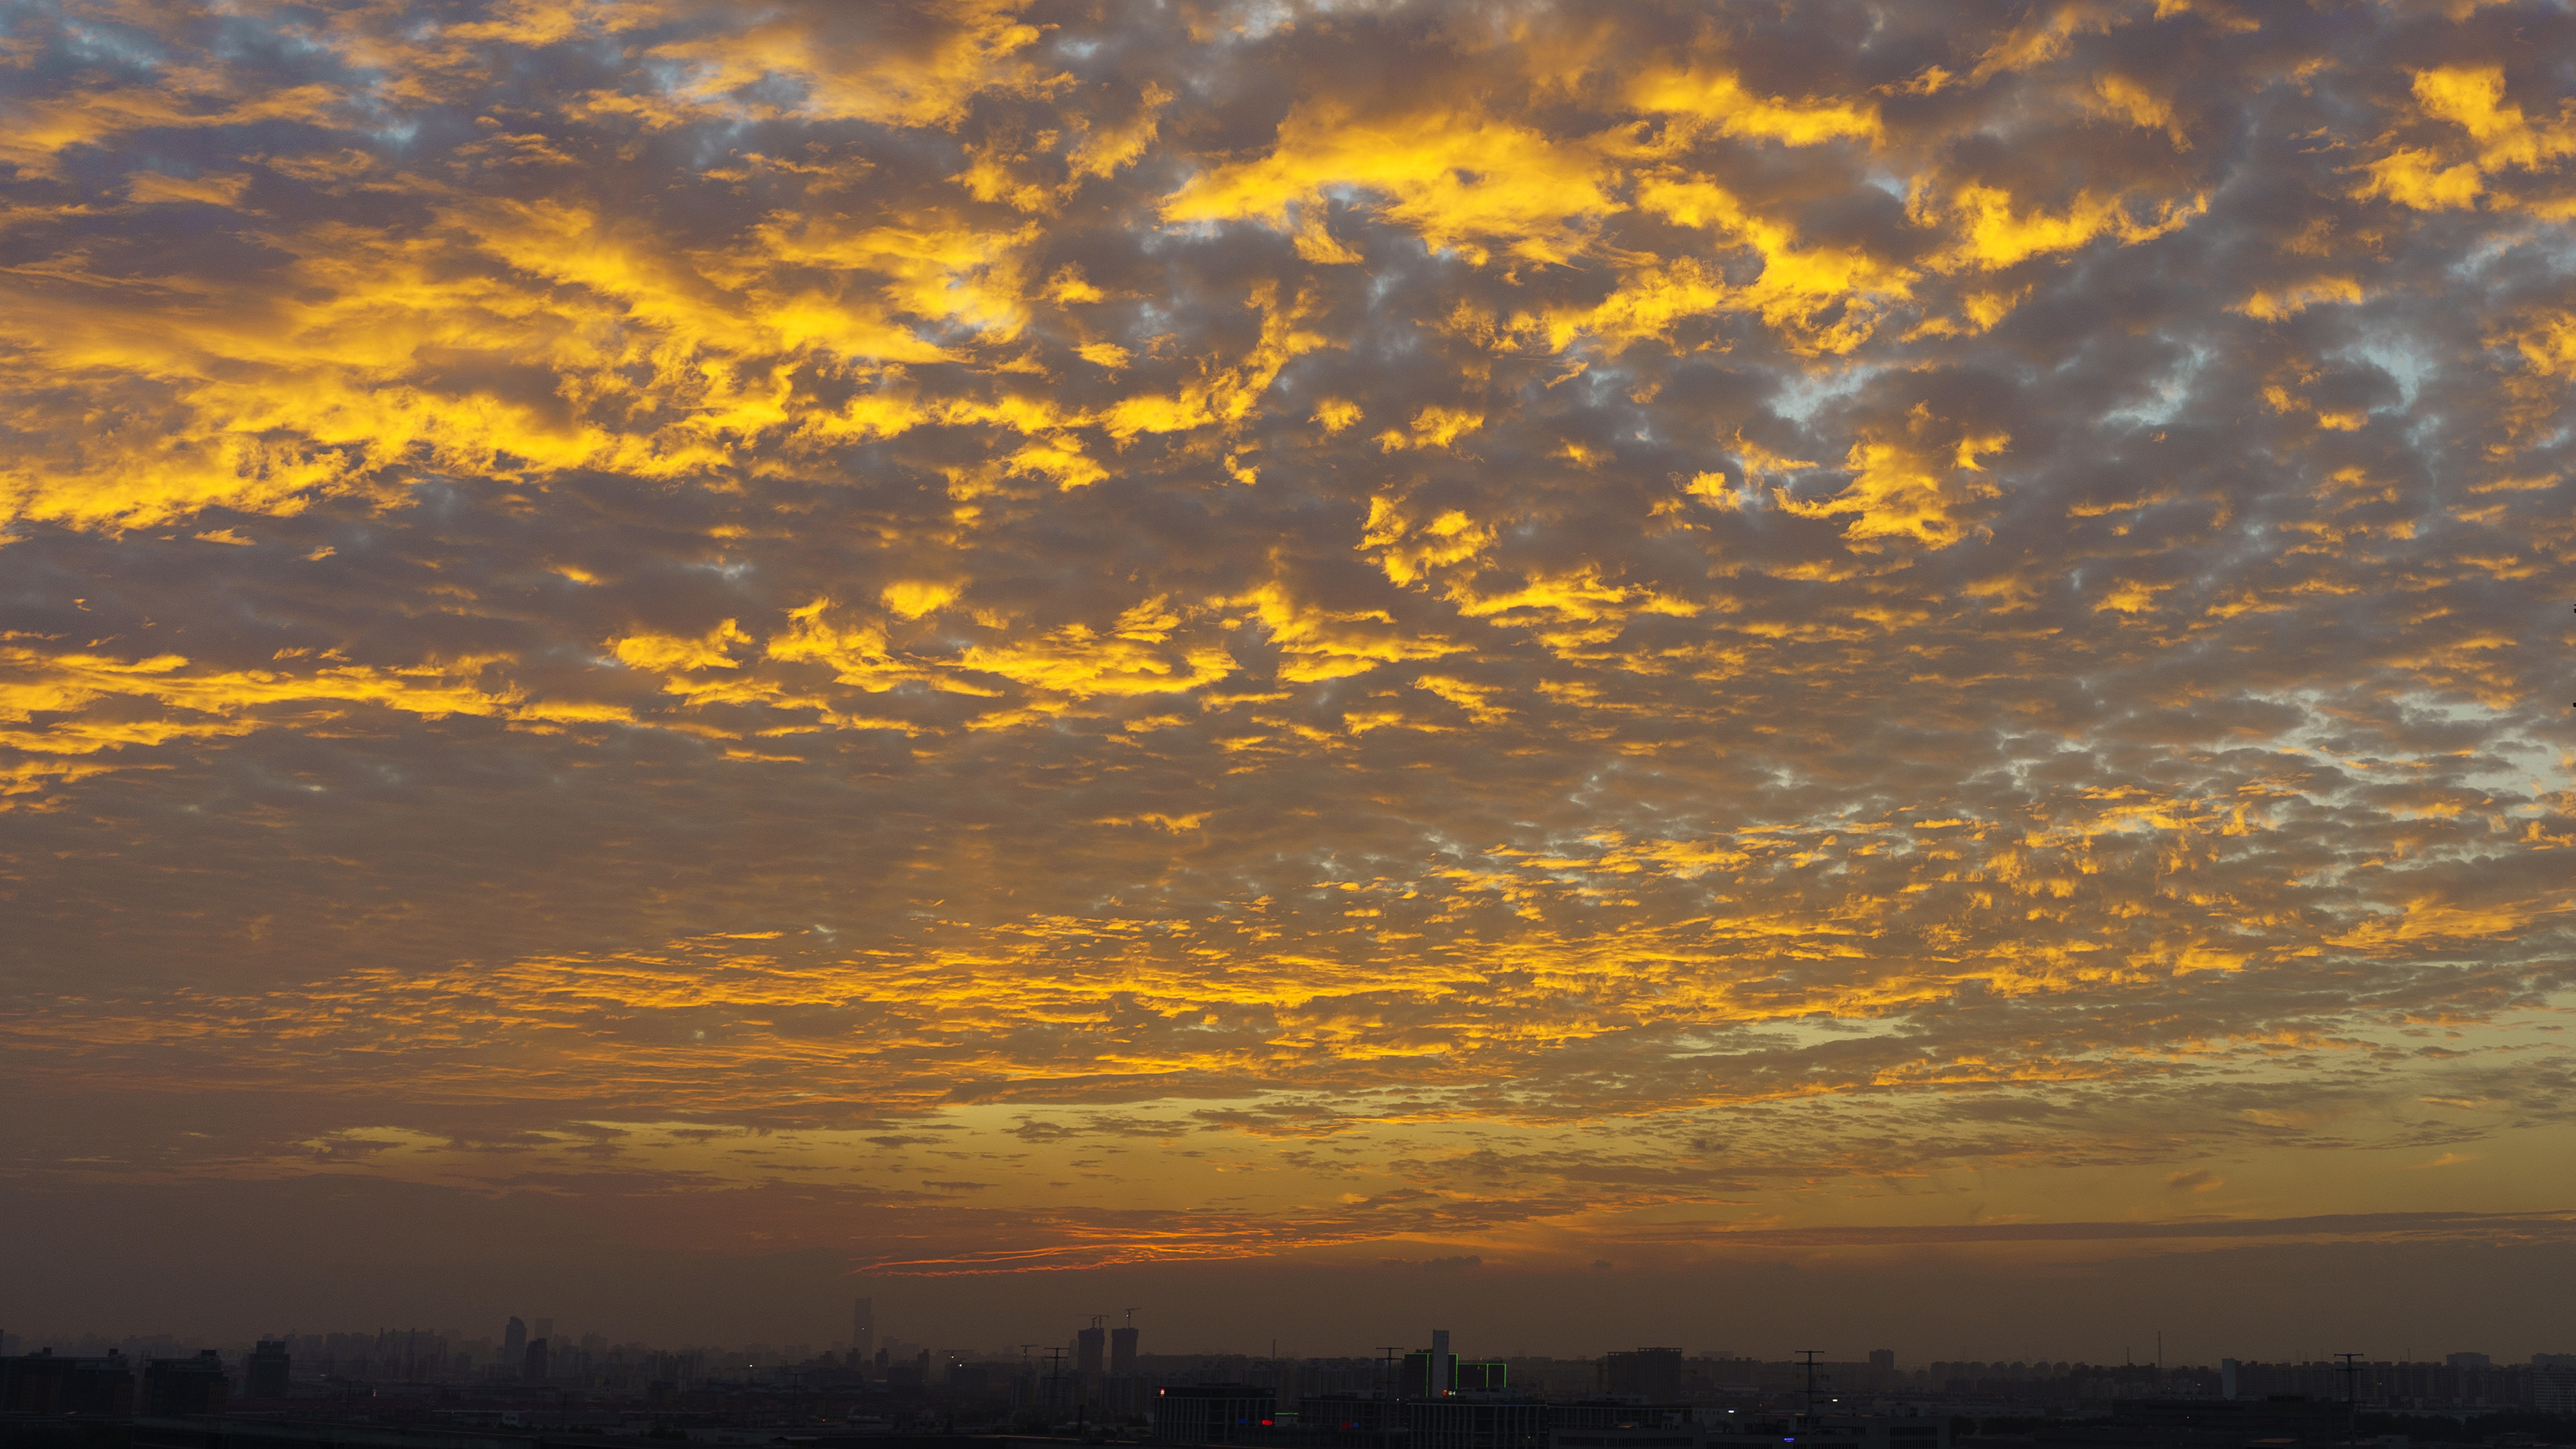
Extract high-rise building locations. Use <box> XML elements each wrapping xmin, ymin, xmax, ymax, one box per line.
<box><xmin>1454</xmin><ymin>1361</ymin><xmax>1508</xmax><ymax>1392</ymax></box>
<box><xmin>2535</xmin><ymin>1358</ymin><xmax>2576</xmax><ymax>1413</ymax></box>
<box><xmin>1112</xmin><ymin>1325</ymin><xmax>1138</xmax><ymax>1376</ymax></box>
<box><xmin>2446</xmin><ymin>1352</ymin><xmax>2490</xmax><ymax>1370</ymax></box>
<box><xmin>142</xmin><ymin>1350</ymin><xmax>231</xmax><ymax>1417</ymax></box>
<box><xmin>3</xmin><ymin>1351</ymin><xmax>136</xmax><ymax>1417</ymax></box>
<box><xmin>1154</xmin><ymin>1385</ymin><xmax>1276</xmax><ymax>1444</ymax></box>
<box><xmin>525</xmin><ymin>1339</ymin><xmax>549</xmax><ymax>1384</ymax></box>
<box><xmin>1868</xmin><ymin>1350</ymin><xmax>1896</xmax><ymax>1372</ymax></box>
<box><xmin>246</xmin><ymin>1341</ymin><xmax>290</xmax><ymax>1399</ymax></box>
<box><xmin>1601</xmin><ymin>1347</ymin><xmax>1683</xmax><ymax>1401</ymax></box>
<box><xmin>1078</xmin><ymin>1320</ymin><xmax>1107</xmax><ymax>1375</ymax></box>
<box><xmin>853</xmin><ymin>1298</ymin><xmax>875</xmax><ymax>1361</ymax></box>
<box><xmin>504</xmin><ymin>1318</ymin><xmax>527</xmax><ymax>1369</ymax></box>
<box><xmin>1402</xmin><ymin>1330</ymin><xmax>1458</xmax><ymax>1399</ymax></box>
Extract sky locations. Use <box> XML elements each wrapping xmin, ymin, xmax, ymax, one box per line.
<box><xmin>3</xmin><ymin>0</ymin><xmax>2574</xmax><ymax>1362</ymax></box>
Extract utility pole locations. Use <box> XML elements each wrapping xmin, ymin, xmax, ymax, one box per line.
<box><xmin>1796</xmin><ymin>1351</ymin><xmax>1823</xmax><ymax>1426</ymax></box>
<box><xmin>2334</xmin><ymin>1353</ymin><xmax>2365</xmax><ymax>1446</ymax></box>
<box><xmin>1376</xmin><ymin>1345</ymin><xmax>1406</xmax><ymax>1449</ymax></box>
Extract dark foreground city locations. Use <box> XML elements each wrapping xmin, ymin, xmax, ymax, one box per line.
<box><xmin>7</xmin><ymin>1313</ymin><xmax>2574</xmax><ymax>1449</ymax></box>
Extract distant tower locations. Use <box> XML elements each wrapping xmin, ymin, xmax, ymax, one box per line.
<box><xmin>1112</xmin><ymin>1311</ymin><xmax>1138</xmax><ymax>1376</ymax></box>
<box><xmin>1430</xmin><ymin>1329</ymin><xmax>1454</xmax><ymax>1399</ymax></box>
<box><xmin>524</xmin><ymin>1339</ymin><xmax>549</xmax><ymax>1384</ymax></box>
<box><xmin>504</xmin><ymin>1318</ymin><xmax>527</xmax><ymax>1370</ymax></box>
<box><xmin>853</xmin><ymin>1298</ymin><xmax>875</xmax><ymax>1361</ymax></box>
<box><xmin>1077</xmin><ymin>1316</ymin><xmax>1107</xmax><ymax>1375</ymax></box>
<box><xmin>1869</xmin><ymin>1350</ymin><xmax>1896</xmax><ymax>1372</ymax></box>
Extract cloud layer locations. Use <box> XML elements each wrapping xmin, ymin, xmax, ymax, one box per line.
<box><xmin>3</xmin><ymin>0</ymin><xmax>2573</xmax><ymax>1316</ymax></box>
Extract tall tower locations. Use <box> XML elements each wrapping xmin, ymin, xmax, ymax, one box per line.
<box><xmin>1429</xmin><ymin>1329</ymin><xmax>1453</xmax><ymax>1399</ymax></box>
<box><xmin>504</xmin><ymin>1317</ymin><xmax>527</xmax><ymax>1368</ymax></box>
<box><xmin>1111</xmin><ymin>1311</ymin><xmax>1138</xmax><ymax>1376</ymax></box>
<box><xmin>853</xmin><ymin>1298</ymin><xmax>875</xmax><ymax>1360</ymax></box>
<box><xmin>1077</xmin><ymin>1316</ymin><xmax>1106</xmax><ymax>1375</ymax></box>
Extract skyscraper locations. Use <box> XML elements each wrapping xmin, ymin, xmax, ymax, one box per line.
<box><xmin>504</xmin><ymin>1318</ymin><xmax>527</xmax><ymax>1373</ymax></box>
<box><xmin>524</xmin><ymin>1340</ymin><xmax>548</xmax><ymax>1384</ymax></box>
<box><xmin>852</xmin><ymin>1298</ymin><xmax>874</xmax><ymax>1361</ymax></box>
<box><xmin>1077</xmin><ymin>1320</ymin><xmax>1106</xmax><ymax>1375</ymax></box>
<box><xmin>1111</xmin><ymin>1324</ymin><xmax>1138</xmax><ymax>1376</ymax></box>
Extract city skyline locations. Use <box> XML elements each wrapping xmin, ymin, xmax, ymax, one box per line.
<box><xmin>7</xmin><ymin>1294</ymin><xmax>2571</xmax><ymax>1375</ymax></box>
<box><xmin>12</xmin><ymin>1325</ymin><xmax>2571</xmax><ymax>1449</ymax></box>
<box><xmin>9</xmin><ymin>1325</ymin><xmax>2561</xmax><ymax>1378</ymax></box>
<box><xmin>4</xmin><ymin>0</ymin><xmax>2574</xmax><ymax>1359</ymax></box>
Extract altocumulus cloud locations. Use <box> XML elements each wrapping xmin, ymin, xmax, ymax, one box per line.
<box><xmin>1</xmin><ymin>0</ymin><xmax>2573</xmax><ymax>1289</ymax></box>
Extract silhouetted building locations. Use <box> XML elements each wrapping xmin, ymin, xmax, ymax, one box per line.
<box><xmin>142</xmin><ymin>1350</ymin><xmax>230</xmax><ymax>1417</ymax></box>
<box><xmin>1554</xmin><ymin>1427</ymin><xmax>1704</xmax><ymax>1449</ymax></box>
<box><xmin>523</xmin><ymin>1338</ymin><xmax>548</xmax><ymax>1384</ymax></box>
<box><xmin>2536</xmin><ymin>1358</ymin><xmax>2576</xmax><ymax>1413</ymax></box>
<box><xmin>1406</xmin><ymin>1396</ymin><xmax>1548</xmax><ymax>1449</ymax></box>
<box><xmin>1550</xmin><ymin>1404</ymin><xmax>1699</xmax><ymax>1436</ymax></box>
<box><xmin>1868</xmin><ymin>1350</ymin><xmax>1896</xmax><ymax>1372</ymax></box>
<box><xmin>1601</xmin><ymin>1348</ymin><xmax>1683</xmax><ymax>1401</ymax></box>
<box><xmin>503</xmin><ymin>1317</ymin><xmax>527</xmax><ymax>1368</ymax></box>
<box><xmin>245</xmin><ymin>1341</ymin><xmax>290</xmax><ymax>1399</ymax></box>
<box><xmin>1112</xmin><ymin>1324</ymin><xmax>1139</xmax><ymax>1375</ymax></box>
<box><xmin>2028</xmin><ymin>1399</ymin><xmax>2338</xmax><ymax>1448</ymax></box>
<box><xmin>1456</xmin><ymin>1361</ymin><xmax>1509</xmax><ymax>1393</ymax></box>
<box><xmin>3</xmin><ymin>1350</ymin><xmax>136</xmax><ymax>1416</ymax></box>
<box><xmin>1750</xmin><ymin>1417</ymin><xmax>1943</xmax><ymax>1449</ymax></box>
<box><xmin>1153</xmin><ymin>1383</ymin><xmax>1275</xmax><ymax>1444</ymax></box>
<box><xmin>1079</xmin><ymin>1323</ymin><xmax>1106</xmax><ymax>1375</ymax></box>
<box><xmin>1403</xmin><ymin>1330</ymin><xmax>1458</xmax><ymax>1399</ymax></box>
<box><xmin>852</xmin><ymin>1297</ymin><xmax>874</xmax><ymax>1362</ymax></box>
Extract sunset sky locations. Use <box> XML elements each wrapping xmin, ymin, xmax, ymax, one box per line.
<box><xmin>3</xmin><ymin>0</ymin><xmax>2573</xmax><ymax>1360</ymax></box>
